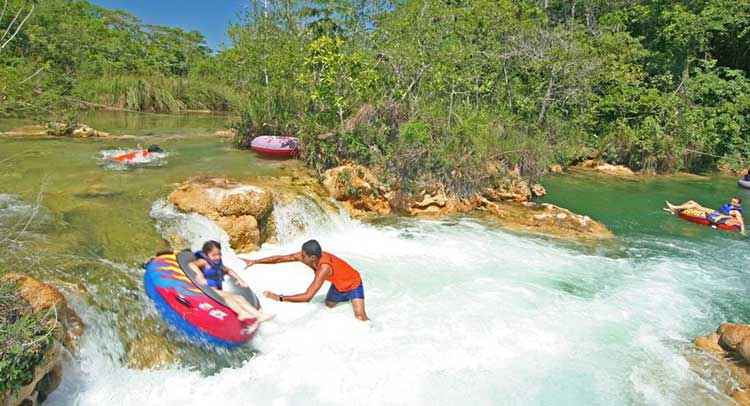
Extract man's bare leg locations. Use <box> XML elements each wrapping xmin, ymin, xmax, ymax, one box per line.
<box><xmin>351</xmin><ymin>299</ymin><xmax>369</xmax><ymax>321</ymax></box>
<box><xmin>325</xmin><ymin>301</ymin><xmax>338</xmax><ymax>308</ymax></box>
<box><xmin>665</xmin><ymin>200</ymin><xmax>704</xmax><ymax>214</ymax></box>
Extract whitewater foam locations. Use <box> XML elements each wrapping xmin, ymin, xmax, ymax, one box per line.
<box><xmin>47</xmin><ymin>197</ymin><xmax>740</xmax><ymax>405</ymax></box>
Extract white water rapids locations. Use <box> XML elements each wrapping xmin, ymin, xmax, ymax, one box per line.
<box><xmin>43</xmin><ymin>195</ymin><xmax>744</xmax><ymax>405</ymax></box>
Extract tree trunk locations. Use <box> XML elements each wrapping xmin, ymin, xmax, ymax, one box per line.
<box><xmin>538</xmin><ymin>74</ymin><xmax>555</xmax><ymax>125</ymax></box>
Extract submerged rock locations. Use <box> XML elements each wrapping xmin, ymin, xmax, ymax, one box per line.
<box><xmin>126</xmin><ymin>332</ymin><xmax>178</xmax><ymax>370</ymax></box>
<box><xmin>168</xmin><ymin>177</ymin><xmax>274</xmax><ymax>252</ymax></box>
<box><xmin>693</xmin><ymin>323</ymin><xmax>750</xmax><ymax>404</ymax></box>
<box><xmin>0</xmin><ymin>273</ymin><xmax>84</xmax><ymax>406</ymax></box>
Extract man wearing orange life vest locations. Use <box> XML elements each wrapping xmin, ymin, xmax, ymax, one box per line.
<box><xmin>243</xmin><ymin>240</ymin><xmax>369</xmax><ymax>321</ymax></box>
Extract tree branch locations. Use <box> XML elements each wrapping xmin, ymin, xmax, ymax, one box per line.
<box><xmin>1</xmin><ymin>2</ymin><xmax>34</xmax><ymax>52</ymax></box>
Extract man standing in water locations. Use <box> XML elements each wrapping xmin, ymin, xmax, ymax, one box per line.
<box><xmin>243</xmin><ymin>240</ymin><xmax>369</xmax><ymax>321</ymax></box>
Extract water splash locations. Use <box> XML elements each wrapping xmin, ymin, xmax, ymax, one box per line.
<box><xmin>48</xmin><ymin>195</ymin><xmax>740</xmax><ymax>405</ymax></box>
<box><xmin>99</xmin><ymin>148</ymin><xmax>168</xmax><ymax>171</ymax></box>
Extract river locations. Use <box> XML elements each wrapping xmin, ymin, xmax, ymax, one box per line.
<box><xmin>1</xmin><ymin>112</ymin><xmax>747</xmax><ymax>405</ymax></box>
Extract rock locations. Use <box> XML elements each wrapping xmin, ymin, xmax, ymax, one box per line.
<box><xmin>126</xmin><ymin>333</ymin><xmax>178</xmax><ymax>370</ymax></box>
<box><xmin>1</xmin><ymin>125</ymin><xmax>48</xmax><ymax>136</ymax></box>
<box><xmin>577</xmin><ymin>160</ymin><xmax>636</xmax><ymax>177</ymax></box>
<box><xmin>531</xmin><ymin>183</ymin><xmax>546</xmax><ymax>197</ymax></box>
<box><xmin>390</xmin><ymin>186</ymin><xmax>466</xmax><ymax>217</ymax></box>
<box><xmin>481</xmin><ymin>202</ymin><xmax>613</xmax><ymax>241</ymax></box>
<box><xmin>323</xmin><ymin>164</ymin><xmax>391</xmax><ymax>217</ymax></box>
<box><xmin>548</xmin><ymin>164</ymin><xmax>563</xmax><ymax>173</ymax></box>
<box><xmin>70</xmin><ymin>125</ymin><xmax>110</xmax><ymax>138</ymax></box>
<box><xmin>168</xmin><ymin>177</ymin><xmax>274</xmax><ymax>252</ymax></box>
<box><xmin>48</xmin><ymin>123</ymin><xmax>110</xmax><ymax>138</ymax></box>
<box><xmin>1</xmin><ymin>273</ymin><xmax>84</xmax><ymax>353</ymax></box>
<box><xmin>693</xmin><ymin>323</ymin><xmax>750</xmax><ymax>405</ymax></box>
<box><xmin>213</xmin><ymin>129</ymin><xmax>237</xmax><ymax>137</ymax></box>
<box><xmin>718</xmin><ymin>323</ymin><xmax>750</xmax><ymax>350</ymax></box>
<box><xmin>483</xmin><ymin>178</ymin><xmax>532</xmax><ymax>203</ymax></box>
<box><xmin>693</xmin><ymin>332</ymin><xmax>724</xmax><ymax>356</ymax></box>
<box><xmin>2</xmin><ymin>123</ymin><xmax>109</xmax><ymax>138</ymax></box>
<box><xmin>0</xmin><ymin>274</ymin><xmax>84</xmax><ymax>406</ymax></box>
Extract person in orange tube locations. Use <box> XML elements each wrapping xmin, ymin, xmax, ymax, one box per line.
<box><xmin>110</xmin><ymin>144</ymin><xmax>163</xmax><ymax>163</ymax></box>
<box><xmin>244</xmin><ymin>240</ymin><xmax>369</xmax><ymax>321</ymax></box>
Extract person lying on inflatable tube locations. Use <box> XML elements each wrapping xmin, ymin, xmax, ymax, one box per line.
<box><xmin>664</xmin><ymin>197</ymin><xmax>745</xmax><ymax>235</ymax></box>
<box><xmin>243</xmin><ymin>240</ymin><xmax>369</xmax><ymax>321</ymax></box>
<box><xmin>189</xmin><ymin>240</ymin><xmax>274</xmax><ymax>323</ymax></box>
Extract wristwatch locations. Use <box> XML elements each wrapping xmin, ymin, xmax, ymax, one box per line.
<box><xmin>279</xmin><ymin>294</ymin><xmax>284</xmax><ymax>302</ymax></box>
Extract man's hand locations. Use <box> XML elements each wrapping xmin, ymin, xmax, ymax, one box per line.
<box><xmin>242</xmin><ymin>258</ymin><xmax>256</xmax><ymax>267</ymax></box>
<box><xmin>263</xmin><ymin>291</ymin><xmax>280</xmax><ymax>301</ymax></box>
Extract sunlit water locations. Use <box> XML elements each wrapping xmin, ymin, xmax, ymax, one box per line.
<box><xmin>2</xmin><ymin>114</ymin><xmax>749</xmax><ymax>405</ymax></box>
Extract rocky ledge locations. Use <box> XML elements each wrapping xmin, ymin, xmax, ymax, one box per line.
<box><xmin>0</xmin><ymin>273</ymin><xmax>84</xmax><ymax>406</ymax></box>
<box><xmin>2</xmin><ymin>123</ymin><xmax>110</xmax><ymax>138</ymax></box>
<box><xmin>322</xmin><ymin>164</ymin><xmax>611</xmax><ymax>241</ymax></box>
<box><xmin>575</xmin><ymin>160</ymin><xmax>637</xmax><ymax>177</ymax></box>
<box><xmin>693</xmin><ymin>323</ymin><xmax>750</xmax><ymax>405</ymax></box>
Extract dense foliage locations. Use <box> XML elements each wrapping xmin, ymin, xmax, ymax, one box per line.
<box><xmin>2</xmin><ymin>0</ymin><xmax>750</xmax><ymax>192</ymax></box>
<box><xmin>0</xmin><ymin>279</ymin><xmax>55</xmax><ymax>397</ymax></box>
<box><xmin>220</xmin><ymin>0</ymin><xmax>750</xmax><ymax>192</ymax></box>
<box><xmin>0</xmin><ymin>0</ymin><xmax>235</xmax><ymax>116</ymax></box>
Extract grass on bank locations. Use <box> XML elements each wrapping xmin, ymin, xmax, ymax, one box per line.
<box><xmin>72</xmin><ymin>76</ymin><xmax>241</xmax><ymax>113</ymax></box>
<box><xmin>0</xmin><ymin>279</ymin><xmax>56</xmax><ymax>397</ymax></box>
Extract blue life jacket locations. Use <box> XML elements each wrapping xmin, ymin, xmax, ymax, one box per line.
<box><xmin>194</xmin><ymin>251</ymin><xmax>224</xmax><ymax>289</ymax></box>
<box><xmin>744</xmin><ymin>174</ymin><xmax>750</xmax><ymax>181</ymax></box>
<box><xmin>716</xmin><ymin>203</ymin><xmax>742</xmax><ymax>217</ymax></box>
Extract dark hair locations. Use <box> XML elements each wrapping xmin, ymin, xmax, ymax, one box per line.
<box><xmin>202</xmin><ymin>240</ymin><xmax>221</xmax><ymax>253</ymax></box>
<box><xmin>147</xmin><ymin>144</ymin><xmax>163</xmax><ymax>153</ymax></box>
<box><xmin>734</xmin><ymin>197</ymin><xmax>743</xmax><ymax>205</ymax></box>
<box><xmin>301</xmin><ymin>240</ymin><xmax>322</xmax><ymax>258</ymax></box>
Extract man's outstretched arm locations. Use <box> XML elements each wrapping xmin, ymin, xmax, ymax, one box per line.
<box><xmin>264</xmin><ymin>265</ymin><xmax>331</xmax><ymax>303</ymax></box>
<box><xmin>243</xmin><ymin>251</ymin><xmax>303</xmax><ymax>267</ymax></box>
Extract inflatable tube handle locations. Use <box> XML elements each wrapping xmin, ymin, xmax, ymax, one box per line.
<box><xmin>175</xmin><ymin>294</ymin><xmax>192</xmax><ymax>308</ymax></box>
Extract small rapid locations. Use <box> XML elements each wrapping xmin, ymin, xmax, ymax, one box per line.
<box><xmin>43</xmin><ymin>193</ymin><xmax>746</xmax><ymax>405</ymax></box>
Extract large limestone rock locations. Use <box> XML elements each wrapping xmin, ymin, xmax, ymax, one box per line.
<box><xmin>693</xmin><ymin>323</ymin><xmax>750</xmax><ymax>404</ymax></box>
<box><xmin>0</xmin><ymin>273</ymin><xmax>84</xmax><ymax>406</ymax></box>
<box><xmin>323</xmin><ymin>164</ymin><xmax>391</xmax><ymax>217</ymax></box>
<box><xmin>168</xmin><ymin>177</ymin><xmax>274</xmax><ymax>252</ymax></box>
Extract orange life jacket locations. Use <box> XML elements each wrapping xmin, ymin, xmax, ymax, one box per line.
<box><xmin>111</xmin><ymin>150</ymin><xmax>148</xmax><ymax>163</ymax></box>
<box><xmin>318</xmin><ymin>252</ymin><xmax>361</xmax><ymax>291</ymax></box>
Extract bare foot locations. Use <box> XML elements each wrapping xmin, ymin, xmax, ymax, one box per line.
<box><xmin>664</xmin><ymin>201</ymin><xmax>677</xmax><ymax>214</ymax></box>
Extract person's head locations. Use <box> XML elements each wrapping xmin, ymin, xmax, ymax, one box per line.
<box><xmin>731</xmin><ymin>197</ymin><xmax>742</xmax><ymax>207</ymax></box>
<box><xmin>202</xmin><ymin>240</ymin><xmax>222</xmax><ymax>262</ymax></box>
<box><xmin>147</xmin><ymin>144</ymin><xmax>163</xmax><ymax>153</ymax></box>
<box><xmin>301</xmin><ymin>239</ymin><xmax>322</xmax><ymax>267</ymax></box>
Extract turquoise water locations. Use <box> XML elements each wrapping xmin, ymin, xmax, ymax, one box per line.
<box><xmin>1</xmin><ymin>114</ymin><xmax>746</xmax><ymax>405</ymax></box>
